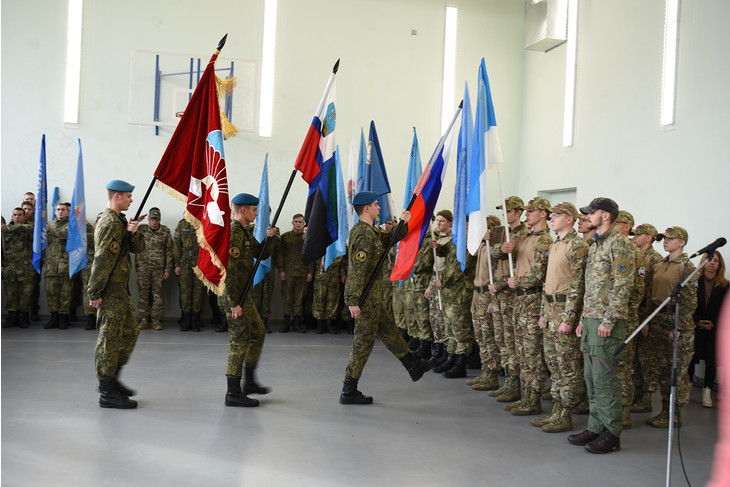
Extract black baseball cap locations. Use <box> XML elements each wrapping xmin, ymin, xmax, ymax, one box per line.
<box><xmin>579</xmin><ymin>197</ymin><xmax>619</xmax><ymax>216</ymax></box>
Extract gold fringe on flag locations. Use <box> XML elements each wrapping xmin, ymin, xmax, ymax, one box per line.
<box><xmin>221</xmin><ymin>111</ymin><xmax>240</xmax><ymax>139</ymax></box>
<box><xmin>216</xmin><ymin>75</ymin><xmax>237</xmax><ymax>97</ymax></box>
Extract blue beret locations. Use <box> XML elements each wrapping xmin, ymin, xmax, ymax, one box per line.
<box><xmin>353</xmin><ymin>191</ymin><xmax>378</xmax><ymax>206</ymax></box>
<box><xmin>231</xmin><ymin>193</ymin><xmax>259</xmax><ymax>206</ymax></box>
<box><xmin>105</xmin><ymin>179</ymin><xmax>135</xmax><ymax>192</ymax></box>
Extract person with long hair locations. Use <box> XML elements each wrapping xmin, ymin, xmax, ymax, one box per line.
<box><xmin>690</xmin><ymin>250</ymin><xmax>729</xmax><ymax>408</ymax></box>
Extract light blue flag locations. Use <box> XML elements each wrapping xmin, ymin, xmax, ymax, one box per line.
<box><xmin>325</xmin><ymin>146</ymin><xmax>348</xmax><ymax>270</ymax></box>
<box><xmin>363</xmin><ymin>121</ymin><xmax>393</xmax><ymax>224</ymax></box>
<box><xmin>403</xmin><ymin>127</ymin><xmax>423</xmax><ymax>210</ymax></box>
<box><xmin>253</xmin><ymin>156</ymin><xmax>272</xmax><ymax>287</ymax></box>
<box><xmin>454</xmin><ymin>82</ymin><xmax>473</xmax><ymax>271</ymax></box>
<box><xmin>51</xmin><ymin>186</ymin><xmax>60</xmax><ymax>220</ymax></box>
<box><xmin>67</xmin><ymin>139</ymin><xmax>88</xmax><ymax>277</ymax></box>
<box><xmin>32</xmin><ymin>135</ymin><xmax>48</xmax><ymax>274</ymax></box>
<box><xmin>356</xmin><ymin>128</ymin><xmax>366</xmax><ymax>193</ymax></box>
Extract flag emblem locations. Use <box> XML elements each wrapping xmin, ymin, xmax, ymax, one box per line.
<box><xmin>322</xmin><ymin>103</ymin><xmax>336</xmax><ymax>136</ymax></box>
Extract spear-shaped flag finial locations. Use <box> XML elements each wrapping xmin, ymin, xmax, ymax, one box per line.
<box><xmin>333</xmin><ymin>59</ymin><xmax>340</xmax><ymax>75</ymax></box>
<box><xmin>217</xmin><ymin>34</ymin><xmax>228</xmax><ymax>51</ymax></box>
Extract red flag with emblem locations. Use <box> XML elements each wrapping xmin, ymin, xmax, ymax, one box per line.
<box><xmin>154</xmin><ymin>37</ymin><xmax>237</xmax><ymax>295</ymax></box>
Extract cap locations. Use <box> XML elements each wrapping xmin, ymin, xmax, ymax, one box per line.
<box><xmin>436</xmin><ymin>209</ymin><xmax>453</xmax><ymax>222</ymax></box>
<box><xmin>352</xmin><ymin>191</ymin><xmax>378</xmax><ymax>206</ymax></box>
<box><xmin>634</xmin><ymin>223</ymin><xmax>658</xmax><ymax>238</ymax></box>
<box><xmin>615</xmin><ymin>210</ymin><xmax>634</xmax><ymax>227</ymax></box>
<box><xmin>487</xmin><ymin>215</ymin><xmax>501</xmax><ymax>228</ymax></box>
<box><xmin>656</xmin><ymin>226</ymin><xmax>688</xmax><ymax>243</ymax></box>
<box><xmin>106</xmin><ymin>179</ymin><xmax>135</xmax><ymax>192</ymax></box>
<box><xmin>231</xmin><ymin>193</ymin><xmax>259</xmax><ymax>206</ymax></box>
<box><xmin>549</xmin><ymin>202</ymin><xmax>579</xmax><ymax>219</ymax></box>
<box><xmin>496</xmin><ymin>196</ymin><xmax>525</xmax><ymax>211</ymax></box>
<box><xmin>579</xmin><ymin>197</ymin><xmax>619</xmax><ymax>216</ymax></box>
<box><xmin>149</xmin><ymin>208</ymin><xmax>161</xmax><ymax>220</ymax></box>
<box><xmin>525</xmin><ymin>197</ymin><xmax>551</xmax><ymax>212</ymax></box>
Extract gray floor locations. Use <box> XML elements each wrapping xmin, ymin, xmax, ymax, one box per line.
<box><xmin>1</xmin><ymin>322</ymin><xmax>719</xmax><ymax>487</ymax></box>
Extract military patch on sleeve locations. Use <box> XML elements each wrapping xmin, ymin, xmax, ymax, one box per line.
<box><xmin>109</xmin><ymin>241</ymin><xmax>120</xmax><ymax>254</ymax></box>
<box><xmin>638</xmin><ymin>265</ymin><xmax>646</xmax><ymax>278</ymax></box>
<box><xmin>355</xmin><ymin>250</ymin><xmax>368</xmax><ymax>262</ymax></box>
<box><xmin>229</xmin><ymin>247</ymin><xmax>240</xmax><ymax>258</ymax></box>
<box><xmin>615</xmin><ymin>258</ymin><xmax>630</xmax><ymax>276</ymax></box>
<box><xmin>544</xmin><ymin>250</ymin><xmax>550</xmax><ymax>260</ymax></box>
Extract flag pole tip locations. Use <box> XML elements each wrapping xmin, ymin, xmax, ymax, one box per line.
<box><xmin>458</xmin><ymin>100</ymin><xmax>464</xmax><ymax>109</ymax></box>
<box><xmin>333</xmin><ymin>59</ymin><xmax>340</xmax><ymax>74</ymax></box>
<box><xmin>217</xmin><ymin>34</ymin><xmax>228</xmax><ymax>50</ymax></box>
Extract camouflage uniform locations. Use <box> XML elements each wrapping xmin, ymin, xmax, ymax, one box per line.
<box><xmin>2</xmin><ymin>221</ymin><xmax>34</xmax><ymax>314</ymax></box>
<box><xmin>135</xmin><ymin>223</ymin><xmax>173</xmax><ymax>323</ymax></box>
<box><xmin>313</xmin><ymin>255</ymin><xmax>345</xmax><ymax>320</ymax></box>
<box><xmin>343</xmin><ymin>220</ymin><xmax>409</xmax><ymax>380</ymax></box>
<box><xmin>471</xmin><ymin>232</ymin><xmax>501</xmax><ymax>380</ymax></box>
<box><xmin>173</xmin><ymin>218</ymin><xmax>204</xmax><ymax>316</ymax></box>
<box><xmin>616</xmin><ymin>242</ymin><xmax>644</xmax><ymax>412</ymax></box>
<box><xmin>635</xmin><ymin>242</ymin><xmax>664</xmax><ymax>396</ymax></box>
<box><xmin>436</xmin><ymin>238</ymin><xmax>476</xmax><ymax>356</ymax></box>
<box><xmin>429</xmin><ymin>231</ymin><xmax>452</xmax><ymax>345</ymax></box>
<box><xmin>276</xmin><ymin>230</ymin><xmax>315</xmax><ymax>318</ymax></box>
<box><xmin>44</xmin><ymin>216</ymin><xmax>73</xmax><ymax>314</ymax></box>
<box><xmin>221</xmin><ymin>220</ymin><xmax>270</xmax><ymax>378</ymax></box>
<box><xmin>89</xmin><ymin>208</ymin><xmax>145</xmax><ymax>381</ymax></box>
<box><xmin>581</xmin><ymin>225</ymin><xmax>635</xmax><ymax>438</ymax></box>
<box><xmin>409</xmin><ymin>238</ymin><xmax>434</xmax><ymax>341</ymax></box>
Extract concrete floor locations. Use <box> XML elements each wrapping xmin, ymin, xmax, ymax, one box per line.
<box><xmin>1</xmin><ymin>322</ymin><xmax>719</xmax><ymax>486</ymax></box>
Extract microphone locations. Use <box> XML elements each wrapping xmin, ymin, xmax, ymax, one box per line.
<box><xmin>689</xmin><ymin>237</ymin><xmax>727</xmax><ymax>259</ymax></box>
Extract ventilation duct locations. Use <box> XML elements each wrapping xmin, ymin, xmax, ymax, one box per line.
<box><xmin>524</xmin><ymin>0</ymin><xmax>568</xmax><ymax>52</ymax></box>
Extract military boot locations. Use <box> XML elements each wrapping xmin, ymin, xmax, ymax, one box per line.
<box><xmin>58</xmin><ymin>314</ymin><xmax>70</xmax><ymax>329</ymax></box>
<box><xmin>44</xmin><ymin>312</ymin><xmax>59</xmax><ymax>329</ymax></box>
<box><xmin>339</xmin><ymin>376</ymin><xmax>373</xmax><ymax>405</ymax></box>
<box><xmin>400</xmin><ymin>352</ymin><xmax>435</xmax><ymax>382</ymax></box>
<box><xmin>472</xmin><ymin>368</ymin><xmax>500</xmax><ymax>391</ymax></box>
<box><xmin>280</xmin><ymin>315</ymin><xmax>291</xmax><ymax>333</ymax></box>
<box><xmin>3</xmin><ymin>311</ymin><xmax>18</xmax><ymax>328</ymax></box>
<box><xmin>646</xmin><ymin>400</ymin><xmax>670</xmax><ymax>427</ymax></box>
<box><xmin>292</xmin><ymin>316</ymin><xmax>306</xmax><ymax>333</ymax></box>
<box><xmin>433</xmin><ymin>353</ymin><xmax>456</xmax><ymax>374</ymax></box>
<box><xmin>192</xmin><ymin>313</ymin><xmax>202</xmax><ymax>332</ymax></box>
<box><xmin>225</xmin><ymin>377</ymin><xmax>259</xmax><ymax>407</ymax></box>
<box><xmin>19</xmin><ymin>312</ymin><xmax>31</xmax><ymax>329</ymax></box>
<box><xmin>152</xmin><ymin>319</ymin><xmax>163</xmax><ymax>331</ymax></box>
<box><xmin>543</xmin><ymin>404</ymin><xmax>574</xmax><ymax>433</ymax></box>
<box><xmin>621</xmin><ymin>406</ymin><xmax>632</xmax><ymax>429</ymax></box>
<box><xmin>316</xmin><ymin>319</ymin><xmax>326</xmax><ymax>334</ymax></box>
<box><xmin>114</xmin><ymin>367</ymin><xmax>137</xmax><ymax>397</ymax></box>
<box><xmin>414</xmin><ymin>340</ymin><xmax>432</xmax><ymax>359</ymax></box>
<box><xmin>327</xmin><ymin>319</ymin><xmax>337</xmax><ymax>334</ymax></box>
<box><xmin>488</xmin><ymin>374</ymin><xmax>511</xmax><ymax>397</ymax></box>
<box><xmin>243</xmin><ymin>365</ymin><xmax>271</xmax><ymax>395</ymax></box>
<box><xmin>85</xmin><ymin>314</ymin><xmax>97</xmax><ymax>330</ymax></box>
<box><xmin>531</xmin><ymin>400</ymin><xmax>559</xmax><ymax>427</ymax></box>
<box><xmin>443</xmin><ymin>354</ymin><xmax>467</xmax><ymax>378</ymax></box>
<box><xmin>99</xmin><ymin>379</ymin><xmax>137</xmax><ymax>409</ymax></box>
<box><xmin>263</xmin><ymin>317</ymin><xmax>272</xmax><ymax>334</ymax></box>
<box><xmin>466</xmin><ymin>365</ymin><xmax>489</xmax><ymax>386</ymax></box>
<box><xmin>139</xmin><ymin>317</ymin><xmax>149</xmax><ymax>330</ymax></box>
<box><xmin>466</xmin><ymin>345</ymin><xmax>481</xmax><ymax>370</ymax></box>
<box><xmin>511</xmin><ymin>387</ymin><xmax>542</xmax><ymax>416</ymax></box>
<box><xmin>496</xmin><ymin>376</ymin><xmax>521</xmax><ymax>403</ymax></box>
<box><xmin>585</xmin><ymin>428</ymin><xmax>620</xmax><ymax>454</ymax></box>
<box><xmin>630</xmin><ymin>389</ymin><xmax>653</xmax><ymax>413</ymax></box>
<box><xmin>179</xmin><ymin>313</ymin><xmax>190</xmax><ymax>331</ymax></box>
<box><xmin>407</xmin><ymin>336</ymin><xmax>420</xmax><ymax>350</ymax></box>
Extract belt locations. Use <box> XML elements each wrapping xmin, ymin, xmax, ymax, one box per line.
<box><xmin>515</xmin><ymin>287</ymin><xmax>541</xmax><ymax>296</ymax></box>
<box><xmin>545</xmin><ymin>294</ymin><xmax>567</xmax><ymax>303</ymax></box>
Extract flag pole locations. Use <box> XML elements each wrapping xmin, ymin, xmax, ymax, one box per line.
<box><xmin>238</xmin><ymin>59</ymin><xmax>340</xmax><ymax>307</ymax></box>
<box><xmin>357</xmin><ymin>102</ymin><xmax>462</xmax><ymax>308</ymax></box>
<box><xmin>495</xmin><ymin>162</ymin><xmax>514</xmax><ymax>277</ymax></box>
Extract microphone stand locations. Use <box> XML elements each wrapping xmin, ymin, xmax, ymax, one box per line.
<box><xmin>613</xmin><ymin>252</ymin><xmax>711</xmax><ymax>487</ymax></box>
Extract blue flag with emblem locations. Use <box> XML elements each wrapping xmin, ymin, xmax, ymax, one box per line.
<box><xmin>454</xmin><ymin>82</ymin><xmax>473</xmax><ymax>271</ymax></box>
<box><xmin>253</xmin><ymin>156</ymin><xmax>272</xmax><ymax>286</ymax></box>
<box><xmin>32</xmin><ymin>135</ymin><xmax>48</xmax><ymax>274</ymax></box>
<box><xmin>362</xmin><ymin>121</ymin><xmax>393</xmax><ymax>224</ymax></box>
<box><xmin>324</xmin><ymin>146</ymin><xmax>348</xmax><ymax>270</ymax></box>
<box><xmin>67</xmin><ymin>139</ymin><xmax>88</xmax><ymax>277</ymax></box>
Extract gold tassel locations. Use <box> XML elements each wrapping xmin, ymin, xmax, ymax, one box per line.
<box><xmin>216</xmin><ymin>75</ymin><xmax>237</xmax><ymax>97</ymax></box>
<box><xmin>221</xmin><ymin>112</ymin><xmax>239</xmax><ymax>138</ymax></box>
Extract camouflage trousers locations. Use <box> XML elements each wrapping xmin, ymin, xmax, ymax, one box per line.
<box><xmin>408</xmin><ymin>287</ymin><xmax>432</xmax><ymax>341</ymax></box>
<box><xmin>252</xmin><ymin>271</ymin><xmax>275</xmax><ymax>319</ymax></box>
<box><xmin>635</xmin><ymin>309</ymin><xmax>661</xmax><ymax>392</ymax></box>
<box><xmin>617</xmin><ymin>315</ymin><xmax>638</xmax><ymax>406</ymax></box>
<box><xmin>137</xmin><ymin>265</ymin><xmax>165</xmax><ymax>321</ymax></box>
<box><xmin>81</xmin><ymin>265</ymin><xmax>95</xmax><ymax>316</ymax></box>
<box><xmin>225</xmin><ymin>298</ymin><xmax>266</xmax><ymax>378</ymax></box>
<box><xmin>282</xmin><ymin>276</ymin><xmax>307</xmax><ymax>317</ymax></box>
<box><xmin>428</xmin><ymin>276</ymin><xmax>445</xmax><ymax>344</ymax></box>
<box><xmin>345</xmin><ymin>301</ymin><xmax>410</xmax><ymax>380</ymax></box>
<box><xmin>392</xmin><ymin>283</ymin><xmax>408</xmax><ymax>332</ymax></box>
<box><xmin>94</xmin><ymin>295</ymin><xmax>140</xmax><ymax>380</ymax></box>
<box><xmin>515</xmin><ymin>292</ymin><xmax>547</xmax><ymax>391</ymax></box>
<box><xmin>491</xmin><ymin>289</ymin><xmax>517</xmax><ymax>375</ymax></box>
<box><xmin>654</xmin><ymin>314</ymin><xmax>695</xmax><ymax>405</ymax></box>
<box><xmin>542</xmin><ymin>302</ymin><xmax>585</xmax><ymax>408</ymax></box>
<box><xmin>45</xmin><ymin>275</ymin><xmax>73</xmax><ymax>314</ymax></box>
<box><xmin>441</xmin><ymin>286</ymin><xmax>474</xmax><ymax>355</ymax></box>
<box><xmin>313</xmin><ymin>273</ymin><xmax>341</xmax><ymax>320</ymax></box>
<box><xmin>2</xmin><ymin>271</ymin><xmax>33</xmax><ymax>312</ymax></box>
<box><xmin>178</xmin><ymin>265</ymin><xmax>204</xmax><ymax>314</ymax></box>
<box><xmin>382</xmin><ymin>277</ymin><xmax>394</xmax><ymax>323</ymax></box>
<box><xmin>471</xmin><ymin>290</ymin><xmax>499</xmax><ymax>370</ymax></box>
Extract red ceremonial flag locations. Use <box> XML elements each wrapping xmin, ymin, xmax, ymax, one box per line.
<box><xmin>154</xmin><ymin>39</ymin><xmax>235</xmax><ymax>295</ymax></box>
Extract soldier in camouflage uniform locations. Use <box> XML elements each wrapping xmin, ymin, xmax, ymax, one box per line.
<box><xmin>568</xmin><ymin>197</ymin><xmax>632</xmax><ymax>454</ymax></box>
<box><xmin>531</xmin><ymin>203</ymin><xmax>588</xmax><ymax>433</ymax></box>
<box><xmin>174</xmin><ymin>216</ymin><xmax>205</xmax><ymax>331</ymax></box>
<box><xmin>44</xmin><ymin>203</ymin><xmax>73</xmax><ymax>329</ymax></box>
<box><xmin>251</xmin><ymin>224</ymin><xmax>279</xmax><ymax>334</ymax></box>
<box><xmin>499</xmin><ymin>197</ymin><xmax>553</xmax><ymax>416</ymax></box>
<box><xmin>630</xmin><ymin>223</ymin><xmax>665</xmax><ymax>412</ymax></box>
<box><xmin>488</xmin><ymin>197</ymin><xmax>528</xmax><ymax>403</ymax></box>
<box><xmin>276</xmin><ymin>214</ymin><xmax>315</xmax><ymax>333</ymax></box>
<box><xmin>221</xmin><ymin>193</ymin><xmax>277</xmax><ymax>408</ymax></box>
<box><xmin>426</xmin><ymin>211</ymin><xmax>453</xmax><ymax>370</ymax></box>
<box><xmin>135</xmin><ymin>207</ymin><xmax>173</xmax><ymax>331</ymax></box>
<box><xmin>612</xmin><ymin>210</ymin><xmax>645</xmax><ymax>428</ymax></box>
<box><xmin>2</xmin><ymin>208</ymin><xmax>34</xmax><ymax>328</ymax></box>
<box><xmin>645</xmin><ymin>226</ymin><xmax>697</xmax><ymax>428</ymax></box>
<box><xmin>339</xmin><ymin>191</ymin><xmax>434</xmax><ymax>405</ymax></box>
<box><xmin>409</xmin><ymin>236</ymin><xmax>435</xmax><ymax>358</ymax></box>
<box><xmin>313</xmin><ymin>254</ymin><xmax>346</xmax><ymax>333</ymax></box>
<box><xmin>88</xmin><ymin>180</ymin><xmax>145</xmax><ymax>409</ymax></box>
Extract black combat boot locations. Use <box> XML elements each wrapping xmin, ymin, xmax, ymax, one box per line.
<box><xmin>443</xmin><ymin>354</ymin><xmax>468</xmax><ymax>378</ymax></box>
<box><xmin>58</xmin><ymin>314</ymin><xmax>71</xmax><ymax>330</ymax></box>
<box><xmin>19</xmin><ymin>312</ymin><xmax>31</xmax><ymax>328</ymax></box>
<box><xmin>467</xmin><ymin>345</ymin><xmax>481</xmax><ymax>369</ymax></box>
<box><xmin>243</xmin><ymin>365</ymin><xmax>271</xmax><ymax>395</ymax></box>
<box><xmin>292</xmin><ymin>316</ymin><xmax>306</xmax><ymax>333</ymax></box>
<box><xmin>180</xmin><ymin>312</ymin><xmax>191</xmax><ymax>331</ymax></box>
<box><xmin>192</xmin><ymin>312</ymin><xmax>202</xmax><ymax>332</ymax></box>
<box><xmin>316</xmin><ymin>319</ymin><xmax>326</xmax><ymax>334</ymax></box>
<box><xmin>434</xmin><ymin>353</ymin><xmax>456</xmax><ymax>374</ymax></box>
<box><xmin>414</xmin><ymin>339</ymin><xmax>432</xmax><ymax>359</ymax></box>
<box><xmin>85</xmin><ymin>314</ymin><xmax>97</xmax><ymax>330</ymax></box>
<box><xmin>44</xmin><ymin>312</ymin><xmax>59</xmax><ymax>329</ymax></box>
<box><xmin>114</xmin><ymin>367</ymin><xmax>137</xmax><ymax>397</ymax></box>
<box><xmin>407</xmin><ymin>336</ymin><xmax>420</xmax><ymax>350</ymax></box>
<box><xmin>279</xmin><ymin>315</ymin><xmax>291</xmax><ymax>333</ymax></box>
<box><xmin>339</xmin><ymin>376</ymin><xmax>373</xmax><ymax>405</ymax></box>
<box><xmin>98</xmin><ymin>379</ymin><xmax>137</xmax><ymax>409</ymax></box>
<box><xmin>225</xmin><ymin>377</ymin><xmax>259</xmax><ymax>407</ymax></box>
<box><xmin>327</xmin><ymin>319</ymin><xmax>337</xmax><ymax>334</ymax></box>
<box><xmin>400</xmin><ymin>352</ymin><xmax>436</xmax><ymax>382</ymax></box>
<box><xmin>263</xmin><ymin>317</ymin><xmax>271</xmax><ymax>334</ymax></box>
<box><xmin>2</xmin><ymin>311</ymin><xmax>18</xmax><ymax>328</ymax></box>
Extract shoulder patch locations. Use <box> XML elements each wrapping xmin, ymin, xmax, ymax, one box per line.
<box><xmin>109</xmin><ymin>241</ymin><xmax>120</xmax><ymax>254</ymax></box>
<box><xmin>638</xmin><ymin>265</ymin><xmax>646</xmax><ymax>278</ymax></box>
<box><xmin>355</xmin><ymin>250</ymin><xmax>368</xmax><ymax>262</ymax></box>
<box><xmin>615</xmin><ymin>258</ymin><xmax>631</xmax><ymax>276</ymax></box>
<box><xmin>694</xmin><ymin>280</ymin><xmax>699</xmax><ymax>290</ymax></box>
<box><xmin>544</xmin><ymin>250</ymin><xmax>550</xmax><ymax>260</ymax></box>
<box><xmin>229</xmin><ymin>247</ymin><xmax>240</xmax><ymax>258</ymax></box>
